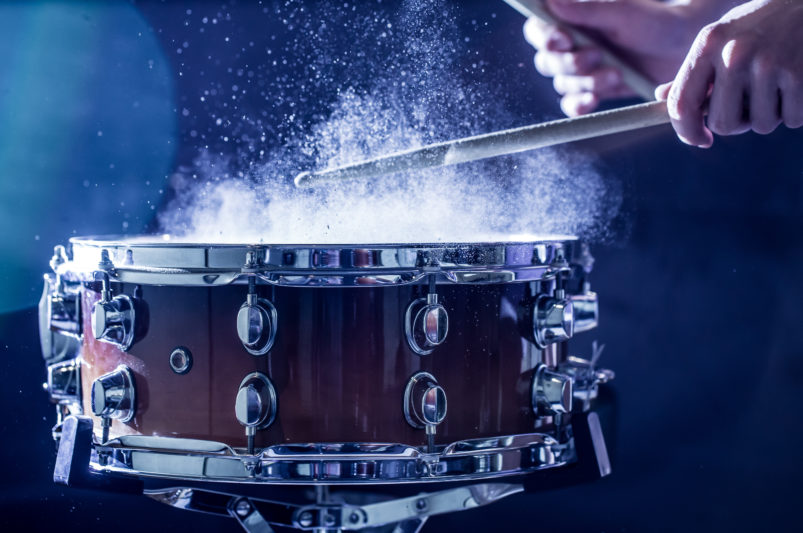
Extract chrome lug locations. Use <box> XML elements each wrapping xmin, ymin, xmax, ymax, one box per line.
<box><xmin>39</xmin><ymin>274</ymin><xmax>82</xmax><ymax>364</ymax></box>
<box><xmin>533</xmin><ymin>294</ymin><xmax>574</xmax><ymax>348</ymax></box>
<box><xmin>532</xmin><ymin>365</ymin><xmax>573</xmax><ymax>415</ymax></box>
<box><xmin>47</xmin><ymin>359</ymin><xmax>81</xmax><ymax>403</ymax></box>
<box><xmin>405</xmin><ymin>293</ymin><xmax>449</xmax><ymax>356</ymax></box>
<box><xmin>236</xmin><ymin>280</ymin><xmax>277</xmax><ymax>356</ymax></box>
<box><xmin>92</xmin><ymin>294</ymin><xmax>136</xmax><ymax>350</ymax></box>
<box><xmin>404</xmin><ymin>371</ymin><xmax>447</xmax><ymax>451</ymax></box>
<box><xmin>570</xmin><ymin>291</ymin><xmax>599</xmax><ymax>334</ymax></box>
<box><xmin>235</xmin><ymin>372</ymin><xmax>277</xmax><ymax>453</ymax></box>
<box><xmin>91</xmin><ymin>365</ymin><xmax>136</xmax><ymax>423</ymax></box>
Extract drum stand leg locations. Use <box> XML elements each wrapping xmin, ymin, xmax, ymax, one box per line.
<box><xmin>229</xmin><ymin>498</ymin><xmax>275</xmax><ymax>533</ymax></box>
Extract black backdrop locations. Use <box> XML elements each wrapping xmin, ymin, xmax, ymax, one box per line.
<box><xmin>2</xmin><ymin>1</ymin><xmax>803</xmax><ymax>531</ymax></box>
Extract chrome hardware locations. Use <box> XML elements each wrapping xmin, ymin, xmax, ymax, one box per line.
<box><xmin>235</xmin><ymin>372</ymin><xmax>277</xmax><ymax>454</ymax></box>
<box><xmin>532</xmin><ymin>293</ymin><xmax>574</xmax><ymax>348</ymax></box>
<box><xmin>290</xmin><ymin>484</ymin><xmax>508</xmax><ymax>531</ymax></box>
<box><xmin>65</xmin><ymin>235</ymin><xmax>581</xmax><ymax>287</ymax></box>
<box><xmin>228</xmin><ymin>498</ymin><xmax>271</xmax><ymax>533</ymax></box>
<box><xmin>532</xmin><ymin>365</ymin><xmax>573</xmax><ymax>415</ymax></box>
<box><xmin>236</xmin><ymin>278</ymin><xmax>278</xmax><ymax>356</ymax></box>
<box><xmin>404</xmin><ymin>292</ymin><xmax>449</xmax><ymax>356</ymax></box>
<box><xmin>40</xmin><ymin>245</ymin><xmax>82</xmax><ymax>363</ymax></box>
<box><xmin>91</xmin><ymin>267</ymin><xmax>137</xmax><ymax>351</ymax></box>
<box><xmin>49</xmin><ymin>244</ymin><xmax>69</xmax><ymax>271</ymax></box>
<box><xmin>92</xmin><ymin>294</ymin><xmax>136</xmax><ymax>350</ymax></box>
<box><xmin>39</xmin><ymin>274</ymin><xmax>82</xmax><ymax>364</ymax></box>
<box><xmin>46</xmin><ymin>359</ymin><xmax>81</xmax><ymax>403</ymax></box>
<box><xmin>570</xmin><ymin>291</ymin><xmax>599</xmax><ymax>333</ymax></box>
<box><xmin>96</xmin><ymin>431</ymin><xmax>569</xmax><ymax>484</ymax></box>
<box><xmin>151</xmin><ymin>483</ymin><xmax>524</xmax><ymax>532</ymax></box>
<box><xmin>91</xmin><ymin>365</ymin><xmax>136</xmax><ymax>424</ymax></box>
<box><xmin>563</xmin><ymin>349</ymin><xmax>615</xmax><ymax>410</ymax></box>
<box><xmin>404</xmin><ymin>372</ymin><xmax>447</xmax><ymax>452</ymax></box>
<box><xmin>169</xmin><ymin>346</ymin><xmax>193</xmax><ymax>375</ymax></box>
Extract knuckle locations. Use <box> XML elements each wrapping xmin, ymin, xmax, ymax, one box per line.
<box><xmin>553</xmin><ymin>75</ymin><xmax>568</xmax><ymax>95</ymax></box>
<box><xmin>718</xmin><ymin>37</ymin><xmax>753</xmax><ymax>73</ymax></box>
<box><xmin>668</xmin><ymin>90</ymin><xmax>692</xmax><ymax>118</ymax></box>
<box><xmin>523</xmin><ymin>18</ymin><xmax>547</xmax><ymax>47</ymax></box>
<box><xmin>778</xmin><ymin>68</ymin><xmax>802</xmax><ymax>91</ymax></box>
<box><xmin>534</xmin><ymin>52</ymin><xmax>551</xmax><ymax>76</ymax></box>
<box><xmin>750</xmin><ymin>52</ymin><xmax>775</xmax><ymax>79</ymax></box>
<box><xmin>699</xmin><ymin>23</ymin><xmax>726</xmax><ymax>49</ymax></box>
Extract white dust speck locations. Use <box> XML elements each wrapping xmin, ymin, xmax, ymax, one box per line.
<box><xmin>159</xmin><ymin>0</ymin><xmax>620</xmax><ymax>245</ymax></box>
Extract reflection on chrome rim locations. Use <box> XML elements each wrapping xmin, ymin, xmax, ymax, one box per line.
<box><xmin>93</xmin><ymin>432</ymin><xmax>574</xmax><ymax>485</ymax></box>
<box><xmin>57</xmin><ymin>234</ymin><xmax>585</xmax><ymax>286</ymax></box>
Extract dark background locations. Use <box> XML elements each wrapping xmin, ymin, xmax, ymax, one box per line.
<box><xmin>2</xmin><ymin>1</ymin><xmax>803</xmax><ymax>531</ymax></box>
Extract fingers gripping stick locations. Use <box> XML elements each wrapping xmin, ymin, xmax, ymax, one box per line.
<box><xmin>504</xmin><ymin>0</ymin><xmax>657</xmax><ymax>100</ymax></box>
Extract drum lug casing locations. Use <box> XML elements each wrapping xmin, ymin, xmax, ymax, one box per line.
<box><xmin>571</xmin><ymin>291</ymin><xmax>599</xmax><ymax>333</ymax></box>
<box><xmin>404</xmin><ymin>293</ymin><xmax>449</xmax><ymax>356</ymax></box>
<box><xmin>91</xmin><ymin>365</ymin><xmax>136</xmax><ymax>424</ymax></box>
<box><xmin>40</xmin><ymin>246</ymin><xmax>82</xmax><ymax>364</ymax></box>
<box><xmin>532</xmin><ymin>364</ymin><xmax>574</xmax><ymax>416</ymax></box>
<box><xmin>46</xmin><ymin>359</ymin><xmax>82</xmax><ymax>403</ymax></box>
<box><xmin>236</xmin><ymin>294</ymin><xmax>278</xmax><ymax>356</ymax></box>
<box><xmin>92</xmin><ymin>293</ymin><xmax>138</xmax><ymax>351</ymax></box>
<box><xmin>404</xmin><ymin>371</ymin><xmax>447</xmax><ymax>452</ymax></box>
<box><xmin>90</xmin><ymin>262</ymin><xmax>147</xmax><ymax>352</ymax></box>
<box><xmin>237</xmin><ymin>253</ymin><xmax>278</xmax><ymax>356</ymax></box>
<box><xmin>532</xmin><ymin>293</ymin><xmax>575</xmax><ymax>348</ymax></box>
<box><xmin>235</xmin><ymin>372</ymin><xmax>278</xmax><ymax>454</ymax></box>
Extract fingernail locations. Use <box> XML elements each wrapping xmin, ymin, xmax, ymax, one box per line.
<box><xmin>549</xmin><ymin>32</ymin><xmax>571</xmax><ymax>50</ymax></box>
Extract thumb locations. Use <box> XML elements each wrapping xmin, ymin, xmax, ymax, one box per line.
<box><xmin>654</xmin><ymin>81</ymin><xmax>672</xmax><ymax>101</ymax></box>
<box><xmin>545</xmin><ymin>0</ymin><xmax>645</xmax><ymax>33</ymax></box>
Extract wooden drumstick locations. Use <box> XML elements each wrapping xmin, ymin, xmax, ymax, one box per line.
<box><xmin>504</xmin><ymin>0</ymin><xmax>657</xmax><ymax>100</ymax></box>
<box><xmin>294</xmin><ymin>100</ymin><xmax>669</xmax><ymax>188</ymax></box>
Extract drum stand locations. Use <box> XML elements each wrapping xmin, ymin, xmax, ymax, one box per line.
<box><xmin>54</xmin><ymin>411</ymin><xmax>610</xmax><ymax>532</ymax></box>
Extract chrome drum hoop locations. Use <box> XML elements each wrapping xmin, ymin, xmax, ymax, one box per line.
<box><xmin>92</xmin><ymin>432</ymin><xmax>575</xmax><ymax>485</ymax></box>
<box><xmin>57</xmin><ymin>235</ymin><xmax>586</xmax><ymax>287</ymax></box>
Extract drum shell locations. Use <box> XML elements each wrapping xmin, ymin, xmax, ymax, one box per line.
<box><xmin>79</xmin><ymin>281</ymin><xmax>557</xmax><ymax>448</ymax></box>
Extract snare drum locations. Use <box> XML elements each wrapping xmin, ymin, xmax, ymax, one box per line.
<box><xmin>40</xmin><ymin>235</ymin><xmax>613</xmax><ymax>531</ymax></box>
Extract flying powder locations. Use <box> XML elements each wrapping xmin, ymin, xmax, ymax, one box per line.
<box><xmin>158</xmin><ymin>0</ymin><xmax>621</xmax><ymax>244</ymax></box>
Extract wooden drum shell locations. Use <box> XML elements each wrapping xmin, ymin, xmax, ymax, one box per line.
<box><xmin>80</xmin><ymin>281</ymin><xmax>550</xmax><ymax>449</ymax></box>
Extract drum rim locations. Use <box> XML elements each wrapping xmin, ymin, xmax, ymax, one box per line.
<box><xmin>93</xmin><ymin>431</ymin><xmax>572</xmax><ymax>485</ymax></box>
<box><xmin>69</xmin><ymin>233</ymin><xmax>579</xmax><ymax>248</ymax></box>
<box><xmin>58</xmin><ymin>234</ymin><xmax>587</xmax><ymax>287</ymax></box>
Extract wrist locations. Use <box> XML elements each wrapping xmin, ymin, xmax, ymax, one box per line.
<box><xmin>675</xmin><ymin>0</ymin><xmax>743</xmax><ymax>26</ymax></box>
<box><xmin>661</xmin><ymin>0</ymin><xmax>737</xmax><ymax>55</ymax></box>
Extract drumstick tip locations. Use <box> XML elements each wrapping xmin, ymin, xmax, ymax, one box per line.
<box><xmin>294</xmin><ymin>171</ymin><xmax>312</xmax><ymax>188</ymax></box>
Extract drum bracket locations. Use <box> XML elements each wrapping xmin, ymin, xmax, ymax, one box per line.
<box><xmin>228</xmin><ymin>498</ymin><xmax>276</xmax><ymax>533</ymax></box>
<box><xmin>53</xmin><ymin>415</ymin><xmax>143</xmax><ymax>494</ymax></box>
<box><xmin>154</xmin><ymin>483</ymin><xmax>522</xmax><ymax>532</ymax></box>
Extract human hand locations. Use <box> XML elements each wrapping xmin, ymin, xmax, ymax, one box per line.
<box><xmin>523</xmin><ymin>0</ymin><xmax>712</xmax><ymax>116</ymax></box>
<box><xmin>656</xmin><ymin>0</ymin><xmax>803</xmax><ymax>148</ymax></box>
